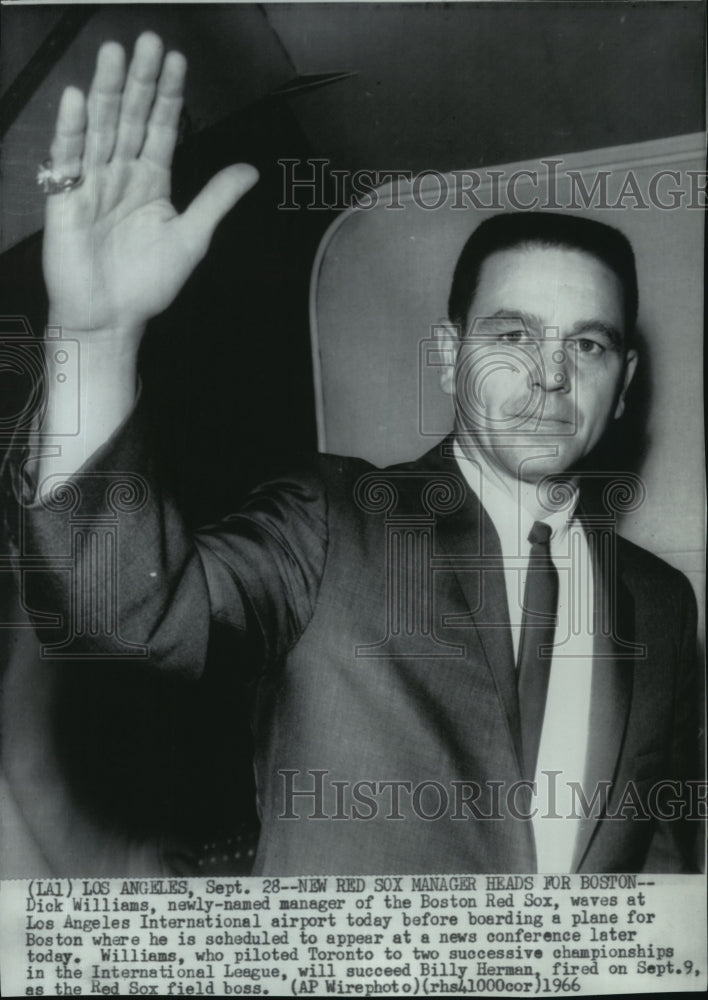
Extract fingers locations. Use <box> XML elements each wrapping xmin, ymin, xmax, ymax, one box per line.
<box><xmin>69</xmin><ymin>32</ymin><xmax>186</xmax><ymax>175</ymax></box>
<box><xmin>113</xmin><ymin>32</ymin><xmax>165</xmax><ymax>161</ymax></box>
<box><xmin>49</xmin><ymin>87</ymin><xmax>87</xmax><ymax>178</ymax></box>
<box><xmin>83</xmin><ymin>41</ymin><xmax>126</xmax><ymax>169</ymax></box>
<box><xmin>178</xmin><ymin>164</ymin><xmax>260</xmax><ymax>260</ymax></box>
<box><xmin>139</xmin><ymin>50</ymin><xmax>187</xmax><ymax>169</ymax></box>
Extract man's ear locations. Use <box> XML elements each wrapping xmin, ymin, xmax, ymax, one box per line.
<box><xmin>434</xmin><ymin>320</ymin><xmax>460</xmax><ymax>396</ymax></box>
<box><xmin>614</xmin><ymin>348</ymin><xmax>638</xmax><ymax>419</ymax></box>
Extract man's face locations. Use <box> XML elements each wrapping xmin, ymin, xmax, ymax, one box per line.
<box><xmin>441</xmin><ymin>244</ymin><xmax>638</xmax><ymax>483</ymax></box>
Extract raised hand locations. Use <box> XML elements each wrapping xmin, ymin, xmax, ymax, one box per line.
<box><xmin>43</xmin><ymin>32</ymin><xmax>258</xmax><ymax>339</ymax></box>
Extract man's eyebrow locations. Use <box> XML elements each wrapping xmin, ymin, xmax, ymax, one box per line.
<box><xmin>472</xmin><ymin>308</ymin><xmax>545</xmax><ymax>330</ymax></box>
<box><xmin>569</xmin><ymin>319</ymin><xmax>624</xmax><ymax>349</ymax></box>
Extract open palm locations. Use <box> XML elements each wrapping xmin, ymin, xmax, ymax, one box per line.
<box><xmin>43</xmin><ymin>33</ymin><xmax>257</xmax><ymax>337</ymax></box>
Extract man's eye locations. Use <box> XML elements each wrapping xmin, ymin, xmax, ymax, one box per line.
<box><xmin>498</xmin><ymin>330</ymin><xmax>525</xmax><ymax>343</ymax></box>
<box><xmin>572</xmin><ymin>338</ymin><xmax>605</xmax><ymax>355</ymax></box>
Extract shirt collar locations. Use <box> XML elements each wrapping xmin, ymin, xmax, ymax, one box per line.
<box><xmin>453</xmin><ymin>439</ymin><xmax>578</xmax><ymax>548</ymax></box>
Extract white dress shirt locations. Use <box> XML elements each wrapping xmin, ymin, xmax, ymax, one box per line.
<box><xmin>454</xmin><ymin>441</ymin><xmax>594</xmax><ymax>872</ymax></box>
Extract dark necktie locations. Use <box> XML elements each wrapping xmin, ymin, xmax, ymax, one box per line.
<box><xmin>517</xmin><ymin>520</ymin><xmax>558</xmax><ymax>782</ymax></box>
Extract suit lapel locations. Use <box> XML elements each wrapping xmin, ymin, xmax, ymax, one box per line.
<box><xmin>572</xmin><ymin>510</ymin><xmax>635</xmax><ymax>870</ymax></box>
<box><xmin>416</xmin><ymin>437</ymin><xmax>525</xmax><ymax>780</ymax></box>
<box><xmin>413</xmin><ymin>439</ymin><xmax>642</xmax><ymax>871</ymax></box>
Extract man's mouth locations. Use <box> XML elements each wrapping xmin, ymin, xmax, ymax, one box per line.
<box><xmin>501</xmin><ymin>409</ymin><xmax>573</xmax><ymax>427</ymax></box>
<box><xmin>534</xmin><ymin>414</ymin><xmax>572</xmax><ymax>425</ymax></box>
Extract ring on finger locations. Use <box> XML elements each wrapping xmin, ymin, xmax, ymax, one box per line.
<box><xmin>37</xmin><ymin>159</ymin><xmax>84</xmax><ymax>195</ymax></box>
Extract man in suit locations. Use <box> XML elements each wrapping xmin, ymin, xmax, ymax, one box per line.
<box><xmin>17</xmin><ymin>33</ymin><xmax>701</xmax><ymax>874</ymax></box>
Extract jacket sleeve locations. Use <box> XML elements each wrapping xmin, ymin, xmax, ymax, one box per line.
<box><xmin>641</xmin><ymin>576</ymin><xmax>703</xmax><ymax>873</ymax></box>
<box><xmin>17</xmin><ymin>400</ymin><xmax>329</xmax><ymax>681</ymax></box>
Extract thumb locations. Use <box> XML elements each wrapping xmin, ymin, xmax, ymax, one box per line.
<box><xmin>177</xmin><ymin>163</ymin><xmax>259</xmax><ymax>259</ymax></box>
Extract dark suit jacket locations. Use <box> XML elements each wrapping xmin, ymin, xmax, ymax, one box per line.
<box><xmin>24</xmin><ymin>409</ymin><xmax>701</xmax><ymax>875</ymax></box>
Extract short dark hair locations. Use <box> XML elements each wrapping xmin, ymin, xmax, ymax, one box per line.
<box><xmin>447</xmin><ymin>212</ymin><xmax>638</xmax><ymax>345</ymax></box>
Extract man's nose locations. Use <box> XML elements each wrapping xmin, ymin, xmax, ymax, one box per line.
<box><xmin>534</xmin><ymin>338</ymin><xmax>570</xmax><ymax>392</ymax></box>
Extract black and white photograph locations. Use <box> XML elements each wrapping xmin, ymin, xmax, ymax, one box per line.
<box><xmin>0</xmin><ymin>1</ymin><xmax>705</xmax><ymax>996</ymax></box>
